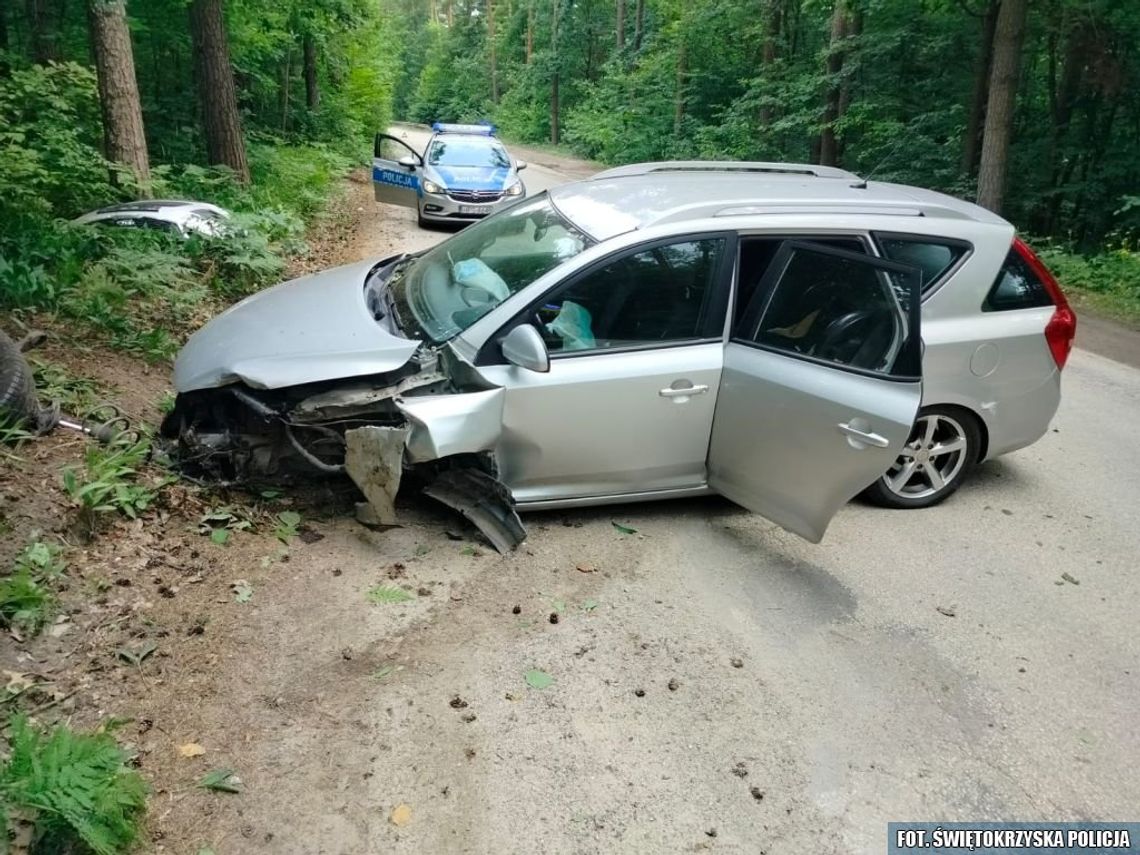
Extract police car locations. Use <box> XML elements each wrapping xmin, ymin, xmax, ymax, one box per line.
<box><xmin>372</xmin><ymin>123</ymin><xmax>527</xmax><ymax>227</ymax></box>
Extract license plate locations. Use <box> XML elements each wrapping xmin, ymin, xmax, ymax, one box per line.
<box><xmin>459</xmin><ymin>205</ymin><xmax>491</xmax><ymax>215</ymax></box>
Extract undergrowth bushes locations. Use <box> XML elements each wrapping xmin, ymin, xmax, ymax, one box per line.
<box><xmin>0</xmin><ymin>63</ymin><xmax>356</xmax><ymax>357</ymax></box>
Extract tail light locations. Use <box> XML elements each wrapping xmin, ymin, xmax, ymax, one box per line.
<box><xmin>1013</xmin><ymin>237</ymin><xmax>1076</xmax><ymax>370</ymax></box>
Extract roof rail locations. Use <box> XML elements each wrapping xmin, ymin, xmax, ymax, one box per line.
<box><xmin>593</xmin><ymin>160</ymin><xmax>862</xmax><ymax>181</ymax></box>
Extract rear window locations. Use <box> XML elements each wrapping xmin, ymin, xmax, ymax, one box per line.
<box><xmin>876</xmin><ymin>235</ymin><xmax>967</xmax><ymax>293</ymax></box>
<box><xmin>983</xmin><ymin>247</ymin><xmax>1055</xmax><ymax>311</ymax></box>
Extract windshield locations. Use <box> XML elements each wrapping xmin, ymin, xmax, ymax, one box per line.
<box><xmin>393</xmin><ymin>195</ymin><xmax>593</xmax><ymax>343</ymax></box>
<box><xmin>428</xmin><ymin>137</ymin><xmax>510</xmax><ymax>168</ymax></box>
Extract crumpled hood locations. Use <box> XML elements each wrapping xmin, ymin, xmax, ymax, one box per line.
<box><xmin>427</xmin><ymin>164</ymin><xmax>513</xmax><ymax>191</ymax></box>
<box><xmin>173</xmin><ymin>257</ymin><xmax>421</xmax><ymax>392</ymax></box>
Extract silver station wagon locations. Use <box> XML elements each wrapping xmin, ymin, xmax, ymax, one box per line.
<box><xmin>163</xmin><ymin>161</ymin><xmax>1075</xmax><ymax>550</ymax></box>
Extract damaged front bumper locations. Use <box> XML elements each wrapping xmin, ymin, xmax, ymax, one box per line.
<box><xmin>160</xmin><ymin>347</ymin><xmax>527</xmax><ymax>553</ymax></box>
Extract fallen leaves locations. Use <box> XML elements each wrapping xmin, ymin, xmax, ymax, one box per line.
<box><xmin>611</xmin><ymin>521</ymin><xmax>638</xmax><ymax>535</ymax></box>
<box><xmin>389</xmin><ymin>803</ymin><xmax>412</xmax><ymax>827</ymax></box>
<box><xmin>198</xmin><ymin>768</ymin><xmax>242</xmax><ymax>793</ymax></box>
<box><xmin>231</xmin><ymin>580</ymin><xmax>253</xmax><ymax>604</ymax></box>
<box><xmin>936</xmin><ymin>605</ymin><xmax>956</xmax><ymax>617</ymax></box>
<box><xmin>117</xmin><ymin>641</ymin><xmax>157</xmax><ymax>666</ymax></box>
<box><xmin>575</xmin><ymin>562</ymin><xmax>597</xmax><ymax>573</ymax></box>
<box><xmin>524</xmin><ymin>669</ymin><xmax>554</xmax><ymax>690</ymax></box>
<box><xmin>178</xmin><ymin>742</ymin><xmax>206</xmax><ymax>758</ymax></box>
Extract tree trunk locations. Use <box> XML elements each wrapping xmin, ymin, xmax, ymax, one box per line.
<box><xmin>961</xmin><ymin>0</ymin><xmax>998</xmax><ymax>176</ymax></box>
<box><xmin>615</xmin><ymin>0</ymin><xmax>624</xmax><ymax>51</ymax></box>
<box><xmin>488</xmin><ymin>0</ymin><xmax>498</xmax><ymax>103</ymax></box>
<box><xmin>633</xmin><ymin>0</ymin><xmax>644</xmax><ymax>50</ymax></box>
<box><xmin>673</xmin><ymin>38</ymin><xmax>686</xmax><ymax>136</ymax></box>
<box><xmin>526</xmin><ymin>1</ymin><xmax>533</xmax><ymax>64</ymax></box>
<box><xmin>758</xmin><ymin>0</ymin><xmax>782</xmax><ymax>126</ymax></box>
<box><xmin>976</xmin><ymin>0</ymin><xmax>1028</xmax><ymax>214</ymax></box>
<box><xmin>279</xmin><ymin>47</ymin><xmax>291</xmax><ymax>132</ymax></box>
<box><xmin>818</xmin><ymin>0</ymin><xmax>850</xmax><ymax>167</ymax></box>
<box><xmin>189</xmin><ymin>0</ymin><xmax>249</xmax><ymax>184</ymax></box>
<box><xmin>303</xmin><ymin>33</ymin><xmax>319</xmax><ymax>110</ymax></box>
<box><xmin>550</xmin><ymin>0</ymin><xmax>560</xmax><ymax>143</ymax></box>
<box><xmin>87</xmin><ymin>0</ymin><xmax>150</xmax><ymax>191</ymax></box>
<box><xmin>26</xmin><ymin>0</ymin><xmax>59</xmax><ymax>62</ymax></box>
<box><xmin>0</xmin><ymin>0</ymin><xmax>10</xmax><ymax>76</ymax></box>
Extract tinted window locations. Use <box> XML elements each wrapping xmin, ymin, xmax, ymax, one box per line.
<box><xmin>735</xmin><ymin>236</ymin><xmax>866</xmax><ymax>333</ymax></box>
<box><xmin>877</xmin><ymin>237</ymin><xmax>967</xmax><ymax>292</ymax></box>
<box><xmin>983</xmin><ymin>248</ymin><xmax>1054</xmax><ymax>311</ymax></box>
<box><xmin>538</xmin><ymin>238</ymin><xmax>726</xmax><ymax>353</ymax></box>
<box><xmin>745</xmin><ymin>245</ymin><xmax>912</xmax><ymax>375</ymax></box>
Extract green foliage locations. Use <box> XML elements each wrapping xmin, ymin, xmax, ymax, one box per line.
<box><xmin>367</xmin><ymin>585</ymin><xmax>414</xmax><ymax>605</ymax></box>
<box><xmin>0</xmin><ymin>541</ymin><xmax>68</xmax><ymax>635</ymax></box>
<box><xmin>1036</xmin><ymin>244</ymin><xmax>1140</xmax><ymax>322</ymax></box>
<box><xmin>0</xmin><ymin>715</ymin><xmax>147</xmax><ymax>855</ymax></box>
<box><xmin>30</xmin><ymin>360</ymin><xmax>104</xmax><ymax>416</ymax></box>
<box><xmin>61</xmin><ymin>435</ymin><xmax>162</xmax><ymax>538</ymax></box>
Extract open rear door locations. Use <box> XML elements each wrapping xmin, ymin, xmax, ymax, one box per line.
<box><xmin>708</xmin><ymin>241</ymin><xmax>923</xmax><ymax>542</ymax></box>
<box><xmin>372</xmin><ymin>133</ymin><xmax>422</xmax><ymax>207</ymax></box>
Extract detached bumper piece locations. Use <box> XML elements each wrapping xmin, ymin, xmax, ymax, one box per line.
<box><xmin>422</xmin><ymin>468</ymin><xmax>527</xmax><ymax>554</ymax></box>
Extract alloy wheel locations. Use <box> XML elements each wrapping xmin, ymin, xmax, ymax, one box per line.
<box><xmin>881</xmin><ymin>413</ymin><xmax>970</xmax><ymax>500</ymax></box>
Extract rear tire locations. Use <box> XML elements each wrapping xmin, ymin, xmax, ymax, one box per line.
<box><xmin>862</xmin><ymin>405</ymin><xmax>981</xmax><ymax>509</ymax></box>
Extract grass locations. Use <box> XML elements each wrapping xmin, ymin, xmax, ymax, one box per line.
<box><xmin>1037</xmin><ymin>245</ymin><xmax>1140</xmax><ymax>327</ymax></box>
<box><xmin>61</xmin><ymin>434</ymin><xmax>164</xmax><ymax>539</ymax></box>
<box><xmin>0</xmin><ymin>541</ymin><xmax>67</xmax><ymax>635</ymax></box>
<box><xmin>0</xmin><ymin>715</ymin><xmax>148</xmax><ymax>855</ymax></box>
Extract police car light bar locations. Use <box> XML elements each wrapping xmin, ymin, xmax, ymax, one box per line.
<box><xmin>431</xmin><ymin>121</ymin><xmax>497</xmax><ymax>136</ymax></box>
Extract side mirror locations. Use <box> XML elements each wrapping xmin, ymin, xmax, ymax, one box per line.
<box><xmin>501</xmin><ymin>324</ymin><xmax>549</xmax><ymax>373</ymax></box>
<box><xmin>398</xmin><ymin>155</ymin><xmax>418</xmax><ymax>170</ymax></box>
<box><xmin>515</xmin><ymin>160</ymin><xmax>528</xmax><ymax>171</ymax></box>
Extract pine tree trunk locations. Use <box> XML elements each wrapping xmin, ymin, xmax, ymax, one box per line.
<box><xmin>87</xmin><ymin>0</ymin><xmax>150</xmax><ymax>191</ymax></box>
<box><xmin>961</xmin><ymin>0</ymin><xmax>998</xmax><ymax>176</ymax></box>
<box><xmin>0</xmin><ymin>0</ymin><xmax>11</xmax><ymax>76</ymax></box>
<box><xmin>189</xmin><ymin>0</ymin><xmax>250</xmax><ymax>184</ymax></box>
<box><xmin>818</xmin><ymin>0</ymin><xmax>850</xmax><ymax>167</ymax></box>
<box><xmin>633</xmin><ymin>0</ymin><xmax>644</xmax><ymax>50</ymax></box>
<box><xmin>976</xmin><ymin>0</ymin><xmax>1028</xmax><ymax>214</ymax></box>
<box><xmin>758</xmin><ymin>0</ymin><xmax>782</xmax><ymax>126</ymax></box>
<box><xmin>550</xmin><ymin>0</ymin><xmax>560</xmax><ymax>143</ymax></box>
<box><xmin>303</xmin><ymin>33</ymin><xmax>319</xmax><ymax>110</ymax></box>
<box><xmin>526</xmin><ymin>1</ymin><xmax>533</xmax><ymax>64</ymax></box>
<box><xmin>615</xmin><ymin>0</ymin><xmax>625</xmax><ymax>51</ymax></box>
<box><xmin>673</xmin><ymin>38</ymin><xmax>686</xmax><ymax>136</ymax></box>
<box><xmin>26</xmin><ymin>0</ymin><xmax>58</xmax><ymax>62</ymax></box>
<box><xmin>488</xmin><ymin>0</ymin><xmax>498</xmax><ymax>103</ymax></box>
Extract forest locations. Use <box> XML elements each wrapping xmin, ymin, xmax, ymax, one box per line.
<box><xmin>1</xmin><ymin>0</ymin><xmax>1139</xmax><ymax>332</ymax></box>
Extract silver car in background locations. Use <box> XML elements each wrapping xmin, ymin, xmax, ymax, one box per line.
<box><xmin>163</xmin><ymin>161</ymin><xmax>1075</xmax><ymax>549</ymax></box>
<box><xmin>372</xmin><ymin>123</ymin><xmax>527</xmax><ymax>228</ymax></box>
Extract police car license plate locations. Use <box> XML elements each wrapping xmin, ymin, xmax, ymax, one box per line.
<box><xmin>459</xmin><ymin>205</ymin><xmax>490</xmax><ymax>215</ymax></box>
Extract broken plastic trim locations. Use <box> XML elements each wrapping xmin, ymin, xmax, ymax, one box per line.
<box><xmin>422</xmin><ymin>467</ymin><xmax>527</xmax><ymax>554</ymax></box>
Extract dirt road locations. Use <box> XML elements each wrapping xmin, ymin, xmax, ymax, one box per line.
<box><xmin>6</xmin><ymin>136</ymin><xmax>1136</xmax><ymax>855</ymax></box>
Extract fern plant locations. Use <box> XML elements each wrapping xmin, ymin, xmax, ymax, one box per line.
<box><xmin>0</xmin><ymin>716</ymin><xmax>147</xmax><ymax>855</ymax></box>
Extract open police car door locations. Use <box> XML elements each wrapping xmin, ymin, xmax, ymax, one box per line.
<box><xmin>373</xmin><ymin>133</ymin><xmax>422</xmax><ymax>207</ymax></box>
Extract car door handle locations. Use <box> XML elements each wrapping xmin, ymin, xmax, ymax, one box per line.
<box><xmin>659</xmin><ymin>384</ymin><xmax>709</xmax><ymax>398</ymax></box>
<box><xmin>837</xmin><ymin>422</ymin><xmax>890</xmax><ymax>448</ymax></box>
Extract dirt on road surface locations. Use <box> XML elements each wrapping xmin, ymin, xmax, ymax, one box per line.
<box><xmin>2</xmin><ymin>140</ymin><xmax>1138</xmax><ymax>855</ymax></box>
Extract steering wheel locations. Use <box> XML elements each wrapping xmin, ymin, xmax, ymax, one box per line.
<box><xmin>459</xmin><ymin>285</ymin><xmax>498</xmax><ymax>308</ymax></box>
<box><xmin>813</xmin><ymin>310</ymin><xmax>877</xmax><ymax>362</ymax></box>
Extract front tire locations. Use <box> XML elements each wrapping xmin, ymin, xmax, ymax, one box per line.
<box><xmin>862</xmin><ymin>406</ymin><xmax>981</xmax><ymax>509</ymax></box>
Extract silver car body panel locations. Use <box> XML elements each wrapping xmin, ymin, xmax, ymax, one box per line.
<box><xmin>172</xmin><ymin>258</ymin><xmax>421</xmax><ymax>392</ymax></box>
<box><xmin>473</xmin><ymin>342</ymin><xmax>723</xmax><ymax>504</ymax></box>
<box><xmin>396</xmin><ymin>387</ymin><xmax>504</xmax><ymax>463</ymax></box>
<box><xmin>707</xmin><ymin>345</ymin><xmax>921</xmax><ymax>542</ymax></box>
